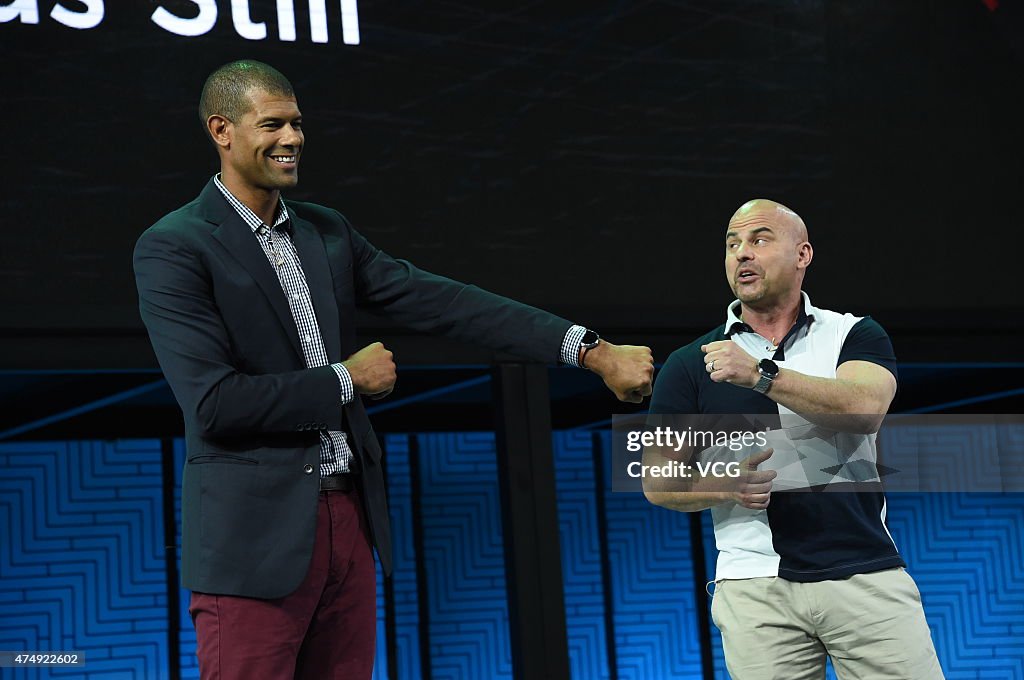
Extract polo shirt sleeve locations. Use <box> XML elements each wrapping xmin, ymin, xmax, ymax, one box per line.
<box><xmin>837</xmin><ymin>317</ymin><xmax>898</xmax><ymax>380</ymax></box>
<box><xmin>650</xmin><ymin>347</ymin><xmax>700</xmax><ymax>415</ymax></box>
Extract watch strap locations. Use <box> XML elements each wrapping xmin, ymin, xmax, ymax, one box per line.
<box><xmin>581</xmin><ymin>340</ymin><xmax>599</xmax><ymax>370</ymax></box>
<box><xmin>752</xmin><ymin>374</ymin><xmax>774</xmax><ymax>394</ymax></box>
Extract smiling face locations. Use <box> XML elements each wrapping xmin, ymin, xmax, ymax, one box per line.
<box><xmin>227</xmin><ymin>88</ymin><xmax>303</xmax><ymax>190</ymax></box>
<box><xmin>211</xmin><ymin>88</ymin><xmax>304</xmax><ymax>201</ymax></box>
<box><xmin>724</xmin><ymin>200</ymin><xmax>812</xmax><ymax>308</ymax></box>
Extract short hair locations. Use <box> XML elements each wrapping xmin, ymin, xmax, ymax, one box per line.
<box><xmin>199</xmin><ymin>60</ymin><xmax>293</xmax><ymax>131</ymax></box>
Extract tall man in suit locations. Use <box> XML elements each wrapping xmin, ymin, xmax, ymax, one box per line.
<box><xmin>133</xmin><ymin>60</ymin><xmax>654</xmax><ymax>680</ymax></box>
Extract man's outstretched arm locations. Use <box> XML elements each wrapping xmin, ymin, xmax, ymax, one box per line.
<box><xmin>344</xmin><ymin>215</ymin><xmax>653</xmax><ymax>402</ymax></box>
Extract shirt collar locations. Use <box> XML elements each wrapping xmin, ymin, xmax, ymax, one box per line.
<box><xmin>213</xmin><ymin>174</ymin><xmax>290</xmax><ymax>233</ymax></box>
<box><xmin>725</xmin><ymin>291</ymin><xmax>817</xmax><ymax>337</ymax></box>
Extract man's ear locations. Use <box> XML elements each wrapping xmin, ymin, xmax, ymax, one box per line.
<box><xmin>207</xmin><ymin>115</ymin><xmax>232</xmax><ymax>150</ymax></box>
<box><xmin>797</xmin><ymin>241</ymin><xmax>813</xmax><ymax>270</ymax></box>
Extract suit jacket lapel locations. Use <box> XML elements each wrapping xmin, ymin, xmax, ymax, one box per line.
<box><xmin>290</xmin><ymin>210</ymin><xmax>343</xmax><ymax>364</ymax></box>
<box><xmin>201</xmin><ymin>182</ymin><xmax>305</xmax><ymax>360</ymax></box>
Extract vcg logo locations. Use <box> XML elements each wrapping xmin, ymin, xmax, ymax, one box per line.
<box><xmin>1</xmin><ymin>0</ymin><xmax>361</xmax><ymax>45</ymax></box>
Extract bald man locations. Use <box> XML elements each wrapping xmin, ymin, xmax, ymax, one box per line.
<box><xmin>644</xmin><ymin>200</ymin><xmax>944</xmax><ymax>679</ymax></box>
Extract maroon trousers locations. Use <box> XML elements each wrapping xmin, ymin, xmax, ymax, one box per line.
<box><xmin>189</xmin><ymin>489</ymin><xmax>377</xmax><ymax>680</ymax></box>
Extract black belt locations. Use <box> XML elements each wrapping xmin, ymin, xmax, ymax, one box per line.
<box><xmin>320</xmin><ymin>472</ymin><xmax>358</xmax><ymax>493</ymax></box>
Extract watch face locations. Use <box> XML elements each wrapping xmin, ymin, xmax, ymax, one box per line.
<box><xmin>758</xmin><ymin>359</ymin><xmax>780</xmax><ymax>378</ymax></box>
<box><xmin>581</xmin><ymin>330</ymin><xmax>600</xmax><ymax>347</ymax></box>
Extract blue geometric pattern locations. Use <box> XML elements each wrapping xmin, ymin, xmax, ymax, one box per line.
<box><xmin>887</xmin><ymin>493</ymin><xmax>1024</xmax><ymax>680</ymax></box>
<box><xmin>416</xmin><ymin>433</ymin><xmax>513</xmax><ymax>680</ymax></box>
<box><xmin>598</xmin><ymin>430</ymin><xmax>704</xmax><ymax>680</ymax></box>
<box><xmin>553</xmin><ymin>430</ymin><xmax>612</xmax><ymax>680</ymax></box>
<box><xmin>878</xmin><ymin>421</ymin><xmax>1023</xmax><ymax>493</ymax></box>
<box><xmin>3</xmin><ymin>438</ymin><xmax>1022</xmax><ymax>679</ymax></box>
<box><xmin>0</xmin><ymin>440</ymin><xmax>169</xmax><ymax>679</ymax></box>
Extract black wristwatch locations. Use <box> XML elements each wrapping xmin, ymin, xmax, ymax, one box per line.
<box><xmin>752</xmin><ymin>358</ymin><xmax>780</xmax><ymax>394</ymax></box>
<box><xmin>580</xmin><ymin>330</ymin><xmax>601</xmax><ymax>369</ymax></box>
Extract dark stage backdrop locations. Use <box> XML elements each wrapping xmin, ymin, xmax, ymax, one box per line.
<box><xmin>2</xmin><ymin>1</ymin><xmax>1022</xmax><ymax>352</ymax></box>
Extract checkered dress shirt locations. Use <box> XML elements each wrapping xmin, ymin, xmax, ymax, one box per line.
<box><xmin>215</xmin><ymin>176</ymin><xmax>355</xmax><ymax>475</ymax></box>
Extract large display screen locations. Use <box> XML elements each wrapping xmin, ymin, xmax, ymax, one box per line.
<box><xmin>3</xmin><ymin>1</ymin><xmax>1022</xmax><ymax>342</ymax></box>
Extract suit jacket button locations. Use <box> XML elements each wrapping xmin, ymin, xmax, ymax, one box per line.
<box><xmin>303</xmin><ymin>464</ymin><xmax>314</xmax><ymax>474</ymax></box>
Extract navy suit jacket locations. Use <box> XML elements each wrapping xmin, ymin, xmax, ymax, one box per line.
<box><xmin>133</xmin><ymin>179</ymin><xmax>572</xmax><ymax>598</ymax></box>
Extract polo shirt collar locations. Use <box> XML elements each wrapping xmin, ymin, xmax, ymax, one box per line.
<box><xmin>725</xmin><ymin>291</ymin><xmax>817</xmax><ymax>337</ymax></box>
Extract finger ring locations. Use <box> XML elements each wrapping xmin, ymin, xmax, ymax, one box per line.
<box><xmin>710</xmin><ymin>360</ymin><xmax>716</xmax><ymax>371</ymax></box>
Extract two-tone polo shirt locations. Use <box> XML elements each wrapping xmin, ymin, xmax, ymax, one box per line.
<box><xmin>650</xmin><ymin>292</ymin><xmax>905</xmax><ymax>582</ymax></box>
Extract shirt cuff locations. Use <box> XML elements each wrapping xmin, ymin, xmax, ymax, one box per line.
<box><xmin>330</xmin><ymin>363</ymin><xmax>355</xmax><ymax>404</ymax></box>
<box><xmin>560</xmin><ymin>324</ymin><xmax>589</xmax><ymax>368</ymax></box>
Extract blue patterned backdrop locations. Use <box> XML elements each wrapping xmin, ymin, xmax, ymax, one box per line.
<box><xmin>0</xmin><ymin>441</ymin><xmax>169</xmax><ymax>679</ymax></box>
<box><xmin>886</xmin><ymin>493</ymin><xmax>1024</xmax><ymax>680</ymax></box>
<box><xmin>589</xmin><ymin>430</ymin><xmax>704</xmax><ymax>680</ymax></box>
<box><xmin>415</xmin><ymin>433</ymin><xmax>513</xmax><ymax>680</ymax></box>
<box><xmin>553</xmin><ymin>431</ymin><xmax>613</xmax><ymax>680</ymax></box>
<box><xmin>2</xmin><ymin>437</ymin><xmax>1022</xmax><ymax>679</ymax></box>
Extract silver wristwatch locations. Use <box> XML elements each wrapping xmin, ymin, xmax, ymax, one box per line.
<box><xmin>752</xmin><ymin>358</ymin><xmax>779</xmax><ymax>394</ymax></box>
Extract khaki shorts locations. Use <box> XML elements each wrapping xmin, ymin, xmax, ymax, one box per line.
<box><xmin>710</xmin><ymin>567</ymin><xmax>944</xmax><ymax>680</ymax></box>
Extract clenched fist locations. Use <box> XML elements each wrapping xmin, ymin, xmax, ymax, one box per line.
<box><xmin>584</xmin><ymin>341</ymin><xmax>655</xmax><ymax>403</ymax></box>
<box><xmin>701</xmin><ymin>340</ymin><xmax>759</xmax><ymax>387</ymax></box>
<box><xmin>343</xmin><ymin>342</ymin><xmax>396</xmax><ymax>399</ymax></box>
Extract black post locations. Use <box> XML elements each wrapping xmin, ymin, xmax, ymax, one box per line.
<box><xmin>590</xmin><ymin>432</ymin><xmax>619</xmax><ymax>680</ymax></box>
<box><xmin>381</xmin><ymin>435</ymin><xmax>399</xmax><ymax>680</ymax></box>
<box><xmin>408</xmin><ymin>435</ymin><xmax>433</xmax><ymax>680</ymax></box>
<box><xmin>492</xmin><ymin>363</ymin><xmax>571</xmax><ymax>680</ymax></box>
<box><xmin>160</xmin><ymin>438</ymin><xmax>181</xmax><ymax>680</ymax></box>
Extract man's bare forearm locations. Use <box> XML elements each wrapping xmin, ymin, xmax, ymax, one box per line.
<box><xmin>765</xmin><ymin>368</ymin><xmax>891</xmax><ymax>433</ymax></box>
<box><xmin>702</xmin><ymin>340</ymin><xmax>897</xmax><ymax>434</ymax></box>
